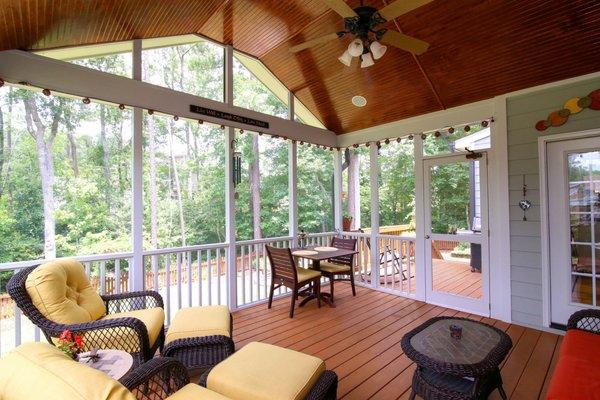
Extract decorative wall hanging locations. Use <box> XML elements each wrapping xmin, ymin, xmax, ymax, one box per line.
<box><xmin>535</xmin><ymin>89</ymin><xmax>600</xmax><ymax>131</ymax></box>
<box><xmin>518</xmin><ymin>175</ymin><xmax>532</xmax><ymax>221</ymax></box>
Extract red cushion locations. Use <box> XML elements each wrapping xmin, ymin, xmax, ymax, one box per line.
<box><xmin>547</xmin><ymin>330</ymin><xmax>600</xmax><ymax>399</ymax></box>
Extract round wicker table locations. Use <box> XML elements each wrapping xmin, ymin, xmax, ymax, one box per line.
<box><xmin>401</xmin><ymin>317</ymin><xmax>512</xmax><ymax>400</ymax></box>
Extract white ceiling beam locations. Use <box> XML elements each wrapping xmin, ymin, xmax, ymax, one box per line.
<box><xmin>0</xmin><ymin>50</ymin><xmax>338</xmax><ymax>146</ymax></box>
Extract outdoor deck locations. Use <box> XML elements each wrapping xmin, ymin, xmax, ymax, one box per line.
<box><xmin>230</xmin><ymin>283</ymin><xmax>562</xmax><ymax>400</ymax></box>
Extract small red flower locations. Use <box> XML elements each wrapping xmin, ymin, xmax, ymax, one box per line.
<box><xmin>60</xmin><ymin>330</ymin><xmax>73</xmax><ymax>342</ymax></box>
<box><xmin>74</xmin><ymin>335</ymin><xmax>84</xmax><ymax>350</ymax></box>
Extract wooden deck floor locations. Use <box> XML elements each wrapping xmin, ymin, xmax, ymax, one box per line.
<box><xmin>231</xmin><ymin>284</ymin><xmax>561</xmax><ymax>400</ymax></box>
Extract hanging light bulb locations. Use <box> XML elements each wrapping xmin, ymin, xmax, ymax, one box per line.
<box><xmin>370</xmin><ymin>41</ymin><xmax>387</xmax><ymax>60</ymax></box>
<box><xmin>360</xmin><ymin>52</ymin><xmax>374</xmax><ymax>68</ymax></box>
<box><xmin>348</xmin><ymin>39</ymin><xmax>364</xmax><ymax>57</ymax></box>
<box><xmin>338</xmin><ymin>50</ymin><xmax>352</xmax><ymax>67</ymax></box>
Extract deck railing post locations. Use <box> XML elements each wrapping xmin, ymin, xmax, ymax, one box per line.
<box><xmin>369</xmin><ymin>142</ymin><xmax>380</xmax><ymax>288</ymax></box>
<box><xmin>130</xmin><ymin>38</ymin><xmax>145</xmax><ymax>291</ymax></box>
<box><xmin>224</xmin><ymin>45</ymin><xmax>238</xmax><ymax>310</ymax></box>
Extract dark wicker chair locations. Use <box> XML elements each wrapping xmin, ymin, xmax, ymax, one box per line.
<box><xmin>266</xmin><ymin>245</ymin><xmax>322</xmax><ymax>318</ymax></box>
<box><xmin>120</xmin><ymin>357</ymin><xmax>191</xmax><ymax>400</ymax></box>
<box><xmin>567</xmin><ymin>308</ymin><xmax>600</xmax><ymax>334</ymax></box>
<box><xmin>198</xmin><ymin>366</ymin><xmax>338</xmax><ymax>400</ymax></box>
<box><xmin>317</xmin><ymin>237</ymin><xmax>357</xmax><ymax>302</ymax></box>
<box><xmin>7</xmin><ymin>265</ymin><xmax>165</xmax><ymax>366</ymax></box>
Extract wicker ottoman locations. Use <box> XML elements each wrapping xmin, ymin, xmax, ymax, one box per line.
<box><xmin>199</xmin><ymin>342</ymin><xmax>338</xmax><ymax>400</ymax></box>
<box><xmin>162</xmin><ymin>305</ymin><xmax>234</xmax><ymax>372</ymax></box>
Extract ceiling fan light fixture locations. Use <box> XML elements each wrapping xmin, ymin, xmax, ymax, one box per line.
<box><xmin>338</xmin><ymin>50</ymin><xmax>353</xmax><ymax>66</ymax></box>
<box><xmin>348</xmin><ymin>38</ymin><xmax>364</xmax><ymax>57</ymax></box>
<box><xmin>360</xmin><ymin>52</ymin><xmax>374</xmax><ymax>68</ymax></box>
<box><xmin>370</xmin><ymin>41</ymin><xmax>387</xmax><ymax>60</ymax></box>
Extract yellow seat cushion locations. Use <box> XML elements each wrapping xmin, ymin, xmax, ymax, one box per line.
<box><xmin>207</xmin><ymin>342</ymin><xmax>326</xmax><ymax>400</ymax></box>
<box><xmin>167</xmin><ymin>384</ymin><xmax>232</xmax><ymax>400</ymax></box>
<box><xmin>26</xmin><ymin>259</ymin><xmax>106</xmax><ymax>324</ymax></box>
<box><xmin>101</xmin><ymin>307</ymin><xmax>165</xmax><ymax>351</ymax></box>
<box><xmin>0</xmin><ymin>342</ymin><xmax>135</xmax><ymax>400</ymax></box>
<box><xmin>166</xmin><ymin>306</ymin><xmax>230</xmax><ymax>345</ymax></box>
<box><xmin>318</xmin><ymin>261</ymin><xmax>351</xmax><ymax>274</ymax></box>
<box><xmin>296</xmin><ymin>267</ymin><xmax>321</xmax><ymax>283</ymax></box>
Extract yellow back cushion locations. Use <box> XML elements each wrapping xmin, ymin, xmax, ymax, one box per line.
<box><xmin>26</xmin><ymin>259</ymin><xmax>106</xmax><ymax>324</ymax></box>
<box><xmin>0</xmin><ymin>342</ymin><xmax>136</xmax><ymax>400</ymax></box>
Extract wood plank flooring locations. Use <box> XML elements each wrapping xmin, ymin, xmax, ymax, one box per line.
<box><xmin>230</xmin><ymin>283</ymin><xmax>561</xmax><ymax>400</ymax></box>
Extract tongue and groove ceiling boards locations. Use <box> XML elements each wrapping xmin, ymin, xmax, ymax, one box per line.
<box><xmin>1</xmin><ymin>0</ymin><xmax>599</xmax><ymax>134</ymax></box>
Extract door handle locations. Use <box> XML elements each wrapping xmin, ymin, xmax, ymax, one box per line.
<box><xmin>425</xmin><ymin>235</ymin><xmax>430</xmax><ymax>239</ymax></box>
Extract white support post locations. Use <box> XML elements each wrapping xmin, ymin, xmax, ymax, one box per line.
<box><xmin>369</xmin><ymin>143</ymin><xmax>380</xmax><ymax>288</ymax></box>
<box><xmin>333</xmin><ymin>149</ymin><xmax>343</xmax><ymax>232</ymax></box>
<box><xmin>130</xmin><ymin>39</ymin><xmax>144</xmax><ymax>291</ymax></box>
<box><xmin>288</xmin><ymin>142</ymin><xmax>299</xmax><ymax>245</ymax></box>
<box><xmin>414</xmin><ymin>135</ymin><xmax>426</xmax><ymax>301</ymax></box>
<box><xmin>224</xmin><ymin>45</ymin><xmax>237</xmax><ymax>310</ymax></box>
<box><xmin>288</xmin><ymin>91</ymin><xmax>299</xmax><ymax>246</ymax></box>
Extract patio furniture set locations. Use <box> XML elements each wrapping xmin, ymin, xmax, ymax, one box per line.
<box><xmin>266</xmin><ymin>236</ymin><xmax>359</xmax><ymax>318</ymax></box>
<box><xmin>14</xmin><ymin>239</ymin><xmax>593</xmax><ymax>400</ymax></box>
<box><xmin>2</xmin><ymin>258</ymin><xmax>338</xmax><ymax>400</ymax></box>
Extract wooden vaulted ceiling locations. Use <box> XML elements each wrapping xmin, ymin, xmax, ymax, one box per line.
<box><xmin>1</xmin><ymin>0</ymin><xmax>600</xmax><ymax>134</ymax></box>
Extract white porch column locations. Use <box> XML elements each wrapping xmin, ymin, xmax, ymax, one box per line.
<box><xmin>130</xmin><ymin>39</ymin><xmax>144</xmax><ymax>291</ymax></box>
<box><xmin>333</xmin><ymin>149</ymin><xmax>343</xmax><ymax>232</ymax></box>
<box><xmin>288</xmin><ymin>92</ymin><xmax>299</xmax><ymax>246</ymax></box>
<box><xmin>414</xmin><ymin>135</ymin><xmax>426</xmax><ymax>301</ymax></box>
<box><xmin>369</xmin><ymin>143</ymin><xmax>380</xmax><ymax>287</ymax></box>
<box><xmin>224</xmin><ymin>45</ymin><xmax>238</xmax><ymax>309</ymax></box>
<box><xmin>288</xmin><ymin>142</ymin><xmax>299</xmax><ymax>245</ymax></box>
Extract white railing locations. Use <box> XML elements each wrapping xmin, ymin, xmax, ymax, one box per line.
<box><xmin>0</xmin><ymin>230</ymin><xmax>416</xmax><ymax>356</ymax></box>
<box><xmin>235</xmin><ymin>235</ymin><xmax>293</xmax><ymax>308</ymax></box>
<box><xmin>340</xmin><ymin>231</ymin><xmax>416</xmax><ymax>296</ymax></box>
<box><xmin>142</xmin><ymin>243</ymin><xmax>229</xmax><ymax>325</ymax></box>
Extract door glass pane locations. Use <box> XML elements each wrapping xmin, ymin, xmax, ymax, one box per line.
<box><xmin>431</xmin><ymin>241</ymin><xmax>482</xmax><ymax>299</ymax></box>
<box><xmin>430</xmin><ymin>160</ymin><xmax>482</xmax><ymax>234</ymax></box>
<box><xmin>568</xmin><ymin>150</ymin><xmax>599</xmax><ymax>305</ymax></box>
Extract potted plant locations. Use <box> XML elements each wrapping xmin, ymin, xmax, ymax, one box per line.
<box><xmin>342</xmin><ymin>214</ymin><xmax>353</xmax><ymax>231</ymax></box>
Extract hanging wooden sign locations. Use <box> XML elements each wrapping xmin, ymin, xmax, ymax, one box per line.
<box><xmin>190</xmin><ymin>105</ymin><xmax>270</xmax><ymax>129</ymax></box>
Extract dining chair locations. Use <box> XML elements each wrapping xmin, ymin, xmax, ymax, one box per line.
<box><xmin>265</xmin><ymin>246</ymin><xmax>322</xmax><ymax>318</ymax></box>
<box><xmin>318</xmin><ymin>237</ymin><xmax>357</xmax><ymax>302</ymax></box>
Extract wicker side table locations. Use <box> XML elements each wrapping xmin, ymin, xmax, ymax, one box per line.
<box><xmin>401</xmin><ymin>317</ymin><xmax>512</xmax><ymax>400</ymax></box>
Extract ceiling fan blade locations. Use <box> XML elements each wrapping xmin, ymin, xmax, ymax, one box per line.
<box><xmin>319</xmin><ymin>0</ymin><xmax>358</xmax><ymax>18</ymax></box>
<box><xmin>289</xmin><ymin>32</ymin><xmax>342</xmax><ymax>53</ymax></box>
<box><xmin>378</xmin><ymin>0</ymin><xmax>433</xmax><ymax>21</ymax></box>
<box><xmin>380</xmin><ymin>30</ymin><xmax>429</xmax><ymax>55</ymax></box>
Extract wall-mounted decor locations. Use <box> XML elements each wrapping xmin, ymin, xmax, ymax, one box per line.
<box><xmin>535</xmin><ymin>88</ymin><xmax>600</xmax><ymax>131</ymax></box>
<box><xmin>518</xmin><ymin>175</ymin><xmax>532</xmax><ymax>221</ymax></box>
<box><xmin>190</xmin><ymin>105</ymin><xmax>270</xmax><ymax>129</ymax></box>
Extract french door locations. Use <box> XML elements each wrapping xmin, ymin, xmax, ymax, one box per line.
<box><xmin>548</xmin><ymin>136</ymin><xmax>600</xmax><ymax>325</ymax></box>
<box><xmin>423</xmin><ymin>153</ymin><xmax>490</xmax><ymax>315</ymax></box>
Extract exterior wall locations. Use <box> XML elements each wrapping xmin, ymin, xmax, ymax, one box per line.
<box><xmin>507</xmin><ymin>78</ymin><xmax>600</xmax><ymax>327</ymax></box>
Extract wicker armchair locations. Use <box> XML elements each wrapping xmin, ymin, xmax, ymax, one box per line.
<box><xmin>7</xmin><ymin>265</ymin><xmax>165</xmax><ymax>366</ymax></box>
<box><xmin>121</xmin><ymin>357</ymin><xmax>191</xmax><ymax>400</ymax></box>
<box><xmin>567</xmin><ymin>308</ymin><xmax>600</xmax><ymax>334</ymax></box>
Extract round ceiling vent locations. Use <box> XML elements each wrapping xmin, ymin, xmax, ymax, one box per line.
<box><xmin>351</xmin><ymin>95</ymin><xmax>367</xmax><ymax>107</ymax></box>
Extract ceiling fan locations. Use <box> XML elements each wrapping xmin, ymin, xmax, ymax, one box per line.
<box><xmin>289</xmin><ymin>0</ymin><xmax>432</xmax><ymax>68</ymax></box>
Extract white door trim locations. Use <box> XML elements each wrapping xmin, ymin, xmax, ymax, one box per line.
<box><xmin>423</xmin><ymin>153</ymin><xmax>491</xmax><ymax>316</ymax></box>
<box><xmin>539</xmin><ymin>128</ymin><xmax>600</xmax><ymax>327</ymax></box>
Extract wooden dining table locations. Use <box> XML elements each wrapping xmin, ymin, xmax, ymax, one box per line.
<box><xmin>291</xmin><ymin>245</ymin><xmax>358</xmax><ymax>308</ymax></box>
